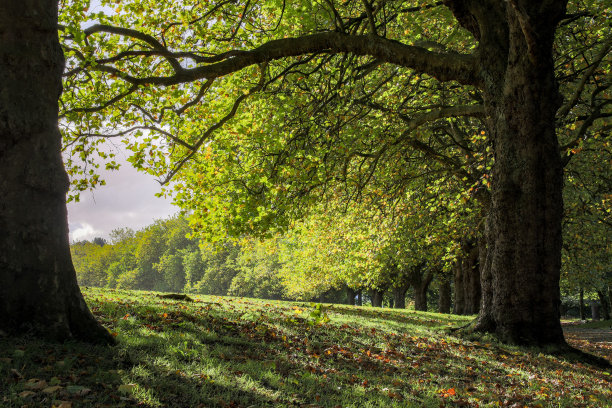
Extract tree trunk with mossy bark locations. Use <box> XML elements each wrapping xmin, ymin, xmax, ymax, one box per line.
<box><xmin>463</xmin><ymin>0</ymin><xmax>567</xmax><ymax>345</ymax></box>
<box><xmin>405</xmin><ymin>263</ymin><xmax>432</xmax><ymax>312</ymax></box>
<box><xmin>0</xmin><ymin>0</ymin><xmax>114</xmax><ymax>344</ymax></box>
<box><xmin>392</xmin><ymin>283</ymin><xmax>410</xmax><ymax>309</ymax></box>
<box><xmin>370</xmin><ymin>289</ymin><xmax>384</xmax><ymax>308</ymax></box>
<box><xmin>597</xmin><ymin>291</ymin><xmax>609</xmax><ymax>321</ymax></box>
<box><xmin>346</xmin><ymin>286</ymin><xmax>356</xmax><ymax>306</ymax></box>
<box><xmin>413</xmin><ymin>272</ymin><xmax>433</xmax><ymax>312</ymax></box>
<box><xmin>453</xmin><ymin>240</ymin><xmax>481</xmax><ymax>315</ymax></box>
<box><xmin>438</xmin><ymin>278</ymin><xmax>451</xmax><ymax>314</ymax></box>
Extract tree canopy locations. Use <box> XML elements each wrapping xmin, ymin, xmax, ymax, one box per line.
<box><xmin>56</xmin><ymin>0</ymin><xmax>612</xmax><ymax>345</ymax></box>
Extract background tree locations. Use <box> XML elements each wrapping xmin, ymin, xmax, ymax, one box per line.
<box><xmin>189</xmin><ymin>242</ymin><xmax>241</xmax><ymax>296</ymax></box>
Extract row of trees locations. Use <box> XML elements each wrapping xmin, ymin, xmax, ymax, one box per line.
<box><xmin>1</xmin><ymin>0</ymin><xmax>609</xmax><ymax>347</ymax></box>
<box><xmin>56</xmin><ymin>0</ymin><xmax>610</xmax><ymax>346</ymax></box>
<box><xmin>71</xmin><ymin>209</ymin><xmax>611</xmax><ymax>320</ymax></box>
<box><xmin>71</xmin><ymin>216</ymin><xmax>286</xmax><ymax>300</ymax></box>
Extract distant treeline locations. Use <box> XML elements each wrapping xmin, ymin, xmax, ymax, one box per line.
<box><xmin>71</xmin><ymin>214</ymin><xmax>611</xmax><ymax>317</ymax></box>
<box><xmin>70</xmin><ymin>215</ymin><xmax>451</xmax><ymax>309</ymax></box>
<box><xmin>71</xmin><ymin>216</ymin><xmax>294</xmax><ymax>302</ymax></box>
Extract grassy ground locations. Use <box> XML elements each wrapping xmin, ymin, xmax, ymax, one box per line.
<box><xmin>561</xmin><ymin>319</ymin><xmax>612</xmax><ymax>362</ymax></box>
<box><xmin>1</xmin><ymin>288</ymin><xmax>610</xmax><ymax>408</ymax></box>
<box><xmin>563</xmin><ymin>319</ymin><xmax>612</xmax><ymax>330</ymax></box>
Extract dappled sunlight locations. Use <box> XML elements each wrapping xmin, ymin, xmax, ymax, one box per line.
<box><xmin>4</xmin><ymin>288</ymin><xmax>609</xmax><ymax>407</ymax></box>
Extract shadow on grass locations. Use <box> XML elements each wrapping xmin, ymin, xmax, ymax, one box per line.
<box><xmin>4</xmin><ymin>289</ymin><xmax>610</xmax><ymax>408</ymax></box>
<box><xmin>325</xmin><ymin>304</ymin><xmax>471</xmax><ymax>329</ymax></box>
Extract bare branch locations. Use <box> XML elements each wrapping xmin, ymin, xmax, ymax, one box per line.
<box><xmin>402</xmin><ymin>104</ymin><xmax>484</xmax><ymax>130</ymax></box>
<box><xmin>558</xmin><ymin>35</ymin><xmax>612</xmax><ymax>119</ymax></box>
<box><xmin>85</xmin><ymin>24</ymin><xmax>183</xmax><ymax>73</ymax></box>
<box><xmin>60</xmin><ymin>85</ymin><xmax>138</xmax><ymax>117</ymax></box>
<box><xmin>175</xmin><ymin>79</ymin><xmax>215</xmax><ymax>116</ymax></box>
<box><xmin>85</xmin><ymin>29</ymin><xmax>480</xmax><ymax>87</ymax></box>
<box><xmin>361</xmin><ymin>0</ymin><xmax>377</xmax><ymax>35</ymax></box>
<box><xmin>72</xmin><ymin>125</ymin><xmax>195</xmax><ymax>150</ymax></box>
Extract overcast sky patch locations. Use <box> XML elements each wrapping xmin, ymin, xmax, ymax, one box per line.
<box><xmin>67</xmin><ymin>147</ymin><xmax>178</xmax><ymax>242</ymax></box>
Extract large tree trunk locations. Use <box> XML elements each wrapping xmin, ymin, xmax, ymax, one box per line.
<box><xmin>475</xmin><ymin>216</ymin><xmax>495</xmax><ymax>331</ymax></box>
<box><xmin>470</xmin><ymin>1</ymin><xmax>567</xmax><ymax>345</ymax></box>
<box><xmin>596</xmin><ymin>291</ymin><xmax>608</xmax><ymax>320</ymax></box>
<box><xmin>453</xmin><ymin>240</ymin><xmax>481</xmax><ymax>315</ymax></box>
<box><xmin>452</xmin><ymin>262</ymin><xmax>465</xmax><ymax>314</ymax></box>
<box><xmin>413</xmin><ymin>272</ymin><xmax>433</xmax><ymax>312</ymax></box>
<box><xmin>438</xmin><ymin>278</ymin><xmax>451</xmax><ymax>314</ymax></box>
<box><xmin>392</xmin><ymin>283</ymin><xmax>410</xmax><ymax>309</ymax></box>
<box><xmin>0</xmin><ymin>0</ymin><xmax>113</xmax><ymax>344</ymax></box>
<box><xmin>346</xmin><ymin>286</ymin><xmax>356</xmax><ymax>306</ymax></box>
<box><xmin>370</xmin><ymin>289</ymin><xmax>384</xmax><ymax>307</ymax></box>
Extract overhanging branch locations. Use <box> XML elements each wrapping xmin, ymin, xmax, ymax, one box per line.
<box><xmin>85</xmin><ymin>28</ymin><xmax>481</xmax><ymax>87</ymax></box>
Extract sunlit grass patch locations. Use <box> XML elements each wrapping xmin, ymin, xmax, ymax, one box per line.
<box><xmin>0</xmin><ymin>287</ymin><xmax>610</xmax><ymax>407</ymax></box>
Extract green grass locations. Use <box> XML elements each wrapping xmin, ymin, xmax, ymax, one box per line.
<box><xmin>564</xmin><ymin>319</ymin><xmax>612</xmax><ymax>330</ymax></box>
<box><xmin>1</xmin><ymin>288</ymin><xmax>611</xmax><ymax>407</ymax></box>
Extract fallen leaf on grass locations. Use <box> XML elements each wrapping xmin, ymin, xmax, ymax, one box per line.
<box><xmin>66</xmin><ymin>385</ymin><xmax>91</xmax><ymax>396</ymax></box>
<box><xmin>18</xmin><ymin>390</ymin><xmax>36</xmax><ymax>398</ymax></box>
<box><xmin>118</xmin><ymin>384</ymin><xmax>137</xmax><ymax>394</ymax></box>
<box><xmin>42</xmin><ymin>385</ymin><xmax>63</xmax><ymax>394</ymax></box>
<box><xmin>49</xmin><ymin>377</ymin><xmax>62</xmax><ymax>385</ymax></box>
<box><xmin>24</xmin><ymin>379</ymin><xmax>47</xmax><ymax>390</ymax></box>
<box><xmin>52</xmin><ymin>401</ymin><xmax>72</xmax><ymax>408</ymax></box>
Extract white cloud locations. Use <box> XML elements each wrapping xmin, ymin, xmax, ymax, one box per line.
<box><xmin>70</xmin><ymin>223</ymin><xmax>102</xmax><ymax>242</ymax></box>
<box><xmin>66</xmin><ymin>144</ymin><xmax>178</xmax><ymax>241</ymax></box>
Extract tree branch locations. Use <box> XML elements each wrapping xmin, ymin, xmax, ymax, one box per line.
<box><xmin>85</xmin><ymin>28</ymin><xmax>481</xmax><ymax>87</ymax></box>
<box><xmin>558</xmin><ymin>35</ymin><xmax>612</xmax><ymax>119</ymax></box>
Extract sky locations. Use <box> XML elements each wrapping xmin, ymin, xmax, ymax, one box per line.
<box><xmin>67</xmin><ymin>147</ymin><xmax>177</xmax><ymax>242</ymax></box>
<box><xmin>65</xmin><ymin>0</ymin><xmax>178</xmax><ymax>242</ymax></box>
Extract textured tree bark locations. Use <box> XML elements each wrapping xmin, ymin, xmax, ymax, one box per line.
<box><xmin>452</xmin><ymin>263</ymin><xmax>465</xmax><ymax>314</ymax></box>
<box><xmin>591</xmin><ymin>302</ymin><xmax>600</xmax><ymax>321</ymax></box>
<box><xmin>370</xmin><ymin>290</ymin><xmax>384</xmax><ymax>307</ymax></box>
<box><xmin>346</xmin><ymin>286</ymin><xmax>356</xmax><ymax>306</ymax></box>
<box><xmin>579</xmin><ymin>289</ymin><xmax>586</xmax><ymax>320</ymax></box>
<box><xmin>413</xmin><ymin>272</ymin><xmax>433</xmax><ymax>312</ymax></box>
<box><xmin>414</xmin><ymin>290</ymin><xmax>427</xmax><ymax>311</ymax></box>
<box><xmin>475</xmin><ymin>215</ymin><xmax>495</xmax><ymax>331</ymax></box>
<box><xmin>0</xmin><ymin>0</ymin><xmax>114</xmax><ymax>344</ymax></box>
<box><xmin>453</xmin><ymin>240</ymin><xmax>481</xmax><ymax>315</ymax></box>
<box><xmin>596</xmin><ymin>291</ymin><xmax>609</xmax><ymax>321</ymax></box>
<box><xmin>392</xmin><ymin>284</ymin><xmax>409</xmax><ymax>309</ymax></box>
<box><xmin>438</xmin><ymin>278</ymin><xmax>451</xmax><ymax>314</ymax></box>
<box><xmin>468</xmin><ymin>1</ymin><xmax>567</xmax><ymax>345</ymax></box>
<box><xmin>464</xmin><ymin>241</ymin><xmax>481</xmax><ymax>314</ymax></box>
